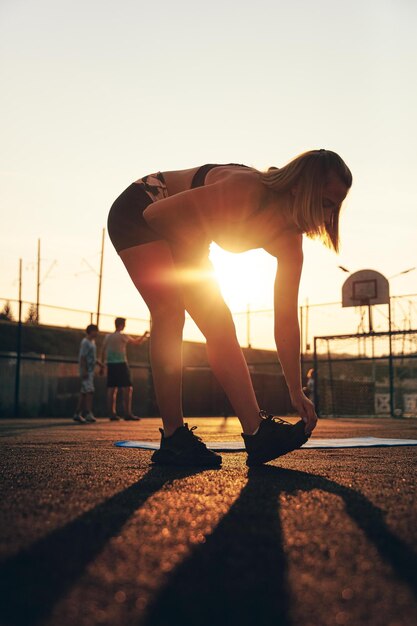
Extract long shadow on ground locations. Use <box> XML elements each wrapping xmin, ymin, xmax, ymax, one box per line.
<box><xmin>144</xmin><ymin>465</ymin><xmax>292</xmax><ymax>626</ymax></box>
<box><xmin>0</xmin><ymin>465</ymin><xmax>203</xmax><ymax>626</ymax></box>
<box><xmin>143</xmin><ymin>466</ymin><xmax>417</xmax><ymax>626</ymax></box>
<box><xmin>1</xmin><ymin>465</ymin><xmax>416</xmax><ymax>626</ymax></box>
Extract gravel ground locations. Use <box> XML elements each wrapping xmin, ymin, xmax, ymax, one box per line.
<box><xmin>0</xmin><ymin>416</ymin><xmax>416</xmax><ymax>626</ymax></box>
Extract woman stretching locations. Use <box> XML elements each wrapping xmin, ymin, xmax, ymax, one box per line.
<box><xmin>107</xmin><ymin>150</ymin><xmax>352</xmax><ymax>467</ymax></box>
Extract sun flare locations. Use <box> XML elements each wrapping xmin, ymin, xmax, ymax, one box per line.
<box><xmin>209</xmin><ymin>244</ymin><xmax>277</xmax><ymax>312</ymax></box>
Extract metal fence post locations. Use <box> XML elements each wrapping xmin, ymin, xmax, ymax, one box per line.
<box><xmin>313</xmin><ymin>337</ymin><xmax>319</xmax><ymax>416</ymax></box>
<box><xmin>388</xmin><ymin>299</ymin><xmax>395</xmax><ymax>416</ymax></box>
<box><xmin>14</xmin><ymin>259</ymin><xmax>23</xmax><ymax>418</ymax></box>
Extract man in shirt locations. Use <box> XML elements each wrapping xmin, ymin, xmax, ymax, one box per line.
<box><xmin>101</xmin><ymin>317</ymin><xmax>150</xmax><ymax>421</ymax></box>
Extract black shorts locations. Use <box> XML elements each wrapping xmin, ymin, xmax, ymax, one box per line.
<box><xmin>107</xmin><ymin>172</ymin><xmax>168</xmax><ymax>253</ymax></box>
<box><xmin>107</xmin><ymin>362</ymin><xmax>132</xmax><ymax>388</ymax></box>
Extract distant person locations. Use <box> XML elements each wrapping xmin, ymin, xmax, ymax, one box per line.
<box><xmin>101</xmin><ymin>317</ymin><xmax>150</xmax><ymax>421</ymax></box>
<box><xmin>303</xmin><ymin>368</ymin><xmax>315</xmax><ymax>400</ymax></box>
<box><xmin>73</xmin><ymin>324</ymin><xmax>103</xmax><ymax>424</ymax></box>
<box><xmin>107</xmin><ymin>150</ymin><xmax>352</xmax><ymax>466</ymax></box>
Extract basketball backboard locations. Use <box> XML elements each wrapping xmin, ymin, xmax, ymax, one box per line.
<box><xmin>342</xmin><ymin>270</ymin><xmax>390</xmax><ymax>307</ymax></box>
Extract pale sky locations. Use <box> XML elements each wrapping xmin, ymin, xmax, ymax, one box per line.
<box><xmin>1</xmin><ymin>0</ymin><xmax>416</xmax><ymax>347</ymax></box>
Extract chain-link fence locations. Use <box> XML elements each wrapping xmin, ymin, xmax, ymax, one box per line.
<box><xmin>313</xmin><ymin>330</ymin><xmax>417</xmax><ymax>417</ymax></box>
<box><xmin>0</xmin><ymin>353</ymin><xmax>291</xmax><ymax>418</ymax></box>
<box><xmin>2</xmin><ymin>293</ymin><xmax>417</xmax><ymax>418</ymax></box>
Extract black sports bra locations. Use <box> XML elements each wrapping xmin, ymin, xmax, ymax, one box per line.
<box><xmin>190</xmin><ymin>163</ymin><xmax>250</xmax><ymax>189</ymax></box>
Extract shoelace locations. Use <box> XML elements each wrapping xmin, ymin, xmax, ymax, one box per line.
<box><xmin>185</xmin><ymin>425</ymin><xmax>207</xmax><ymax>448</ymax></box>
<box><xmin>259</xmin><ymin>410</ymin><xmax>292</xmax><ymax>426</ymax></box>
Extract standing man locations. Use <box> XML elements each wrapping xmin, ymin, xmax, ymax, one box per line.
<box><xmin>101</xmin><ymin>317</ymin><xmax>150</xmax><ymax>421</ymax></box>
<box><xmin>74</xmin><ymin>324</ymin><xmax>103</xmax><ymax>424</ymax></box>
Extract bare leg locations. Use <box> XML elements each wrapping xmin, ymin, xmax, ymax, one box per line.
<box><xmin>107</xmin><ymin>387</ymin><xmax>117</xmax><ymax>415</ymax></box>
<box><xmin>122</xmin><ymin>386</ymin><xmax>133</xmax><ymax>415</ymax></box>
<box><xmin>120</xmin><ymin>242</ymin><xmax>261</xmax><ymax>435</ymax></box>
<box><xmin>181</xmin><ymin>267</ymin><xmax>261</xmax><ymax>434</ymax></box>
<box><xmin>120</xmin><ymin>243</ymin><xmax>185</xmax><ymax>436</ymax></box>
<box><xmin>76</xmin><ymin>392</ymin><xmax>83</xmax><ymax>414</ymax></box>
<box><xmin>86</xmin><ymin>392</ymin><xmax>93</xmax><ymax>413</ymax></box>
<box><xmin>80</xmin><ymin>393</ymin><xmax>87</xmax><ymax>414</ymax></box>
<box><xmin>206</xmin><ymin>336</ymin><xmax>261</xmax><ymax>434</ymax></box>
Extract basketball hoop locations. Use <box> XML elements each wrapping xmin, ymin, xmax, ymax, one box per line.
<box><xmin>342</xmin><ymin>270</ymin><xmax>390</xmax><ymax>333</ymax></box>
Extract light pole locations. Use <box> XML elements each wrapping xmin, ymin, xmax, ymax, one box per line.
<box><xmin>388</xmin><ymin>267</ymin><xmax>415</xmax><ymax>331</ymax></box>
<box><xmin>388</xmin><ymin>267</ymin><xmax>415</xmax><ymax>280</ymax></box>
<box><xmin>97</xmin><ymin>228</ymin><xmax>105</xmax><ymax>328</ymax></box>
<box><xmin>77</xmin><ymin>228</ymin><xmax>106</xmax><ymax>328</ymax></box>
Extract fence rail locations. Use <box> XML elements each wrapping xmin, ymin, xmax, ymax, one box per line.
<box><xmin>2</xmin><ymin>293</ymin><xmax>417</xmax><ymax>351</ymax></box>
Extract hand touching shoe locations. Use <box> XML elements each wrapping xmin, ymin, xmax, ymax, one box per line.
<box><xmin>290</xmin><ymin>389</ymin><xmax>318</xmax><ymax>436</ymax></box>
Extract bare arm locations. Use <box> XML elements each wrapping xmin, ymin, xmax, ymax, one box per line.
<box><xmin>266</xmin><ymin>234</ymin><xmax>317</xmax><ymax>434</ymax></box>
<box><xmin>128</xmin><ymin>331</ymin><xmax>150</xmax><ymax>345</ymax></box>
<box><xmin>143</xmin><ymin>173</ymin><xmax>259</xmax><ymax>252</ymax></box>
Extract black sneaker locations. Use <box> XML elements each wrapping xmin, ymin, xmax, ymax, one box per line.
<box><xmin>151</xmin><ymin>424</ymin><xmax>222</xmax><ymax>468</ymax></box>
<box><xmin>242</xmin><ymin>411</ymin><xmax>309</xmax><ymax>467</ymax></box>
<box><xmin>124</xmin><ymin>414</ymin><xmax>141</xmax><ymax>422</ymax></box>
<box><xmin>73</xmin><ymin>413</ymin><xmax>87</xmax><ymax>424</ymax></box>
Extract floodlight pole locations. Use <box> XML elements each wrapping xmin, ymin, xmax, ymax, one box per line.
<box><xmin>367</xmin><ymin>303</ymin><xmax>373</xmax><ymax>333</ymax></box>
<box><xmin>96</xmin><ymin>228</ymin><xmax>105</xmax><ymax>328</ymax></box>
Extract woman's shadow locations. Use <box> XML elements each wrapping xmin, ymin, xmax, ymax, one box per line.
<box><xmin>143</xmin><ymin>465</ymin><xmax>417</xmax><ymax>626</ymax></box>
<box><xmin>0</xmin><ymin>464</ymin><xmax>204</xmax><ymax>626</ymax></box>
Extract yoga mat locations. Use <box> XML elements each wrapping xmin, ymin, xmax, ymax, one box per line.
<box><xmin>115</xmin><ymin>437</ymin><xmax>417</xmax><ymax>452</ymax></box>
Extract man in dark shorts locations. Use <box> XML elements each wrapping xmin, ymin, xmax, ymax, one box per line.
<box><xmin>101</xmin><ymin>317</ymin><xmax>150</xmax><ymax>421</ymax></box>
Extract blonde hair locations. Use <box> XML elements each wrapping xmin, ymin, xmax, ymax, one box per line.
<box><xmin>260</xmin><ymin>149</ymin><xmax>352</xmax><ymax>252</ymax></box>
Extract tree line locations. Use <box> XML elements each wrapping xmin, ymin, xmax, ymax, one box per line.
<box><xmin>0</xmin><ymin>301</ymin><xmax>39</xmax><ymax>324</ymax></box>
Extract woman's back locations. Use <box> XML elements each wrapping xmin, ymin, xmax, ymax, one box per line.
<box><xmin>153</xmin><ymin>163</ymin><xmax>254</xmax><ymax>197</ymax></box>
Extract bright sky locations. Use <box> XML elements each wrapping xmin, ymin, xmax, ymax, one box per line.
<box><xmin>1</xmin><ymin>0</ymin><xmax>416</xmax><ymax>347</ymax></box>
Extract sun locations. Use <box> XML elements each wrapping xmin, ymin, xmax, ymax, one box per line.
<box><xmin>209</xmin><ymin>244</ymin><xmax>277</xmax><ymax>312</ymax></box>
